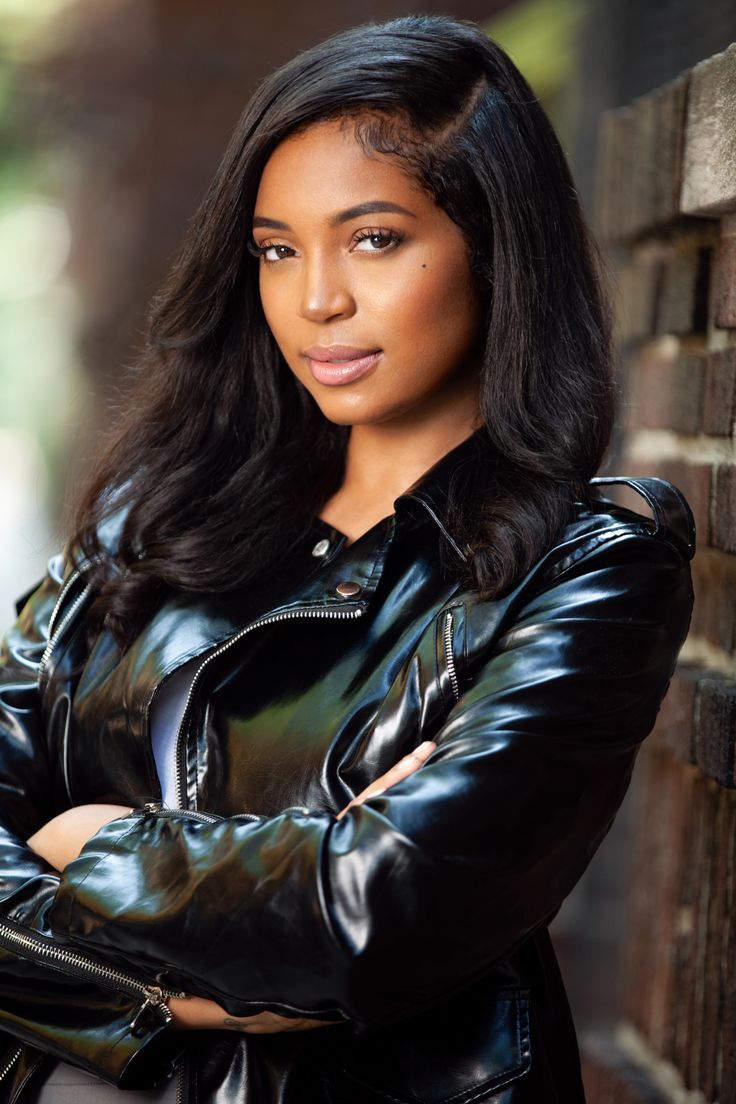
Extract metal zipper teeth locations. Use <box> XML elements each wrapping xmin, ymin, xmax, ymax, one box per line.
<box><xmin>37</xmin><ymin>579</ymin><xmax>94</xmax><ymax>689</ymax></box>
<box><xmin>135</xmin><ymin>801</ymin><xmax>263</xmax><ymax>824</ymax></box>
<box><xmin>37</xmin><ymin>567</ymin><xmax>84</xmax><ymax>682</ymax></box>
<box><xmin>46</xmin><ymin>566</ymin><xmax>85</xmax><ymax>641</ymax></box>
<box><xmin>0</xmin><ymin>920</ymin><xmax>186</xmax><ymax>1034</ymax></box>
<box><xmin>9</xmin><ymin>1053</ymin><xmax>43</xmax><ymax>1104</ymax></box>
<box><xmin>0</xmin><ymin>1045</ymin><xmax>21</xmax><ymax>1085</ymax></box>
<box><xmin>175</xmin><ymin>1050</ymin><xmax>188</xmax><ymax>1104</ymax></box>
<box><xmin>37</xmin><ymin>551</ymin><xmax>108</xmax><ymax>688</ymax></box>
<box><xmin>172</xmin><ymin>602</ymin><xmax>365</xmax><ymax>808</ymax></box>
<box><xmin>443</xmin><ymin>608</ymin><xmax>460</xmax><ymax>703</ymax></box>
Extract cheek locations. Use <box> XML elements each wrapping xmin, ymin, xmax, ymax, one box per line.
<box><xmin>384</xmin><ymin>250</ymin><xmax>481</xmax><ymax>365</ymax></box>
<box><xmin>258</xmin><ymin>272</ymin><xmax>289</xmax><ymax>338</ymax></box>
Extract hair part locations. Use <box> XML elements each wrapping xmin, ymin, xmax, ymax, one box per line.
<box><xmin>63</xmin><ymin>13</ymin><xmax>617</xmax><ymax>652</ymax></box>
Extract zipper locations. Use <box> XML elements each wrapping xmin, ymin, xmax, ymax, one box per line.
<box><xmin>37</xmin><ymin>576</ymin><xmax>93</xmax><ymax>691</ymax></box>
<box><xmin>9</xmin><ymin>1053</ymin><xmax>44</xmax><ymax>1104</ymax></box>
<box><xmin>133</xmin><ymin>801</ymin><xmax>263</xmax><ymax>823</ymax></box>
<box><xmin>0</xmin><ymin>918</ymin><xmax>187</xmax><ymax>1038</ymax></box>
<box><xmin>0</xmin><ymin>1045</ymin><xmax>21</xmax><ymax>1085</ymax></box>
<box><xmin>175</xmin><ymin>1050</ymin><xmax>188</xmax><ymax>1104</ymax></box>
<box><xmin>443</xmin><ymin>608</ymin><xmax>460</xmax><ymax>703</ymax></box>
<box><xmin>171</xmin><ymin>602</ymin><xmax>366</xmax><ymax>808</ymax></box>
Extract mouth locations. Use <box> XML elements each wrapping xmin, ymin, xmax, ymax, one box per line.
<box><xmin>302</xmin><ymin>347</ymin><xmax>383</xmax><ymax>387</ymax></box>
<box><xmin>302</xmin><ymin>344</ymin><xmax>381</xmax><ymax>362</ymax></box>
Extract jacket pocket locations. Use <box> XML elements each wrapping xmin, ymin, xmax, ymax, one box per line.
<box><xmin>435</xmin><ymin>604</ymin><xmax>464</xmax><ymax>711</ymax></box>
<box><xmin>337</xmin><ymin>986</ymin><xmax>531</xmax><ymax>1104</ymax></box>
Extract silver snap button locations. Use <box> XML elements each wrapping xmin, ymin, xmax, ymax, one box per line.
<box><xmin>311</xmin><ymin>538</ymin><xmax>330</xmax><ymax>557</ymax></box>
<box><xmin>335</xmin><ymin>580</ymin><xmax>362</xmax><ymax>598</ymax></box>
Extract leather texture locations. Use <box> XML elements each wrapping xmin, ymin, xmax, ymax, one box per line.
<box><xmin>0</xmin><ymin>428</ymin><xmax>696</xmax><ymax>1103</ymax></box>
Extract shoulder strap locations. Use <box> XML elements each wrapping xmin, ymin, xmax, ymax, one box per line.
<box><xmin>588</xmin><ymin>475</ymin><xmax>696</xmax><ymax>560</ymax></box>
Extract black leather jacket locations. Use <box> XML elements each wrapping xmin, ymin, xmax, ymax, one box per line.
<box><xmin>0</xmin><ymin>430</ymin><xmax>695</xmax><ymax>1103</ymax></box>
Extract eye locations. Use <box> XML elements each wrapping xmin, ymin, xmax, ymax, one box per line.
<box><xmin>351</xmin><ymin>228</ymin><xmax>405</xmax><ymax>254</ymax></box>
<box><xmin>246</xmin><ymin>227</ymin><xmax>405</xmax><ymax>264</ymax></box>
<box><xmin>247</xmin><ymin>239</ymin><xmax>296</xmax><ymax>264</ymax></box>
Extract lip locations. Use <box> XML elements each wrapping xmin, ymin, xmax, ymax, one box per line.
<box><xmin>306</xmin><ymin>351</ymin><xmax>382</xmax><ymax>386</ymax></box>
<box><xmin>303</xmin><ymin>344</ymin><xmax>380</xmax><ymax>361</ymax></box>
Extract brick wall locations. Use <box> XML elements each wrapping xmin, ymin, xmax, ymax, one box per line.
<box><xmin>581</xmin><ymin>41</ymin><xmax>736</xmax><ymax>1104</ymax></box>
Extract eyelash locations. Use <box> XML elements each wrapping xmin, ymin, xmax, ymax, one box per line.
<box><xmin>246</xmin><ymin>227</ymin><xmax>405</xmax><ymax>264</ymax></box>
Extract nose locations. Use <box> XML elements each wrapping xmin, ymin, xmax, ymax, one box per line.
<box><xmin>298</xmin><ymin>254</ymin><xmax>355</xmax><ymax>323</ymax></box>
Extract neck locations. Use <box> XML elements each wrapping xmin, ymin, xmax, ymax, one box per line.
<box><xmin>317</xmin><ymin>410</ymin><xmax>482</xmax><ymax>545</ymax></box>
<box><xmin>343</xmin><ymin>417</ymin><xmax>481</xmax><ymax>503</ymax></box>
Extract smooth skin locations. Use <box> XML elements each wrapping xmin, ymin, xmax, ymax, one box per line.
<box><xmin>27</xmin><ymin>110</ymin><xmax>487</xmax><ymax>1032</ymax></box>
<box><xmin>253</xmin><ymin>114</ymin><xmax>485</xmax><ymax>541</ymax></box>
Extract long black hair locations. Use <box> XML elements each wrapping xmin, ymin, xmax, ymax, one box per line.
<box><xmin>65</xmin><ymin>13</ymin><xmax>617</xmax><ymax>650</ymax></box>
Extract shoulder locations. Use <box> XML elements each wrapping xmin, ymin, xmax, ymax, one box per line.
<box><xmin>460</xmin><ymin>474</ymin><xmax>695</xmax><ymax>640</ymax></box>
<box><xmin>541</xmin><ymin>473</ymin><xmax>696</xmax><ymax>584</ymax></box>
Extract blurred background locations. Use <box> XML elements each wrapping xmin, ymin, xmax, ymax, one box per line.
<box><xmin>2</xmin><ymin>2</ymin><xmax>735</xmax><ymax>1100</ymax></box>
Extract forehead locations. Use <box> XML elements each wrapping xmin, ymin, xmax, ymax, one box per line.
<box><xmin>254</xmin><ymin>116</ymin><xmax>428</xmax><ymax>215</ymax></box>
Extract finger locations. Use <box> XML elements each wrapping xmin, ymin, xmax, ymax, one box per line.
<box><xmin>221</xmin><ymin>1013</ymin><xmax>339</xmax><ymax>1033</ymax></box>
<box><xmin>379</xmin><ymin>739</ymin><xmax>437</xmax><ymax>783</ymax></box>
<box><xmin>335</xmin><ymin>741</ymin><xmax>437</xmax><ymax>819</ymax></box>
<box><xmin>361</xmin><ymin>740</ymin><xmax>437</xmax><ymax>798</ymax></box>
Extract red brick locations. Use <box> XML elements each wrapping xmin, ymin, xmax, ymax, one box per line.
<box><xmin>674</xmin><ymin>772</ymin><xmax>709</xmax><ymax>1087</ymax></box>
<box><xmin>651</xmin><ymin>73</ymin><xmax>690</xmax><ymax>229</ymax></box>
<box><xmin>714</xmin><ymin>235</ymin><xmax>736</xmax><ymax>328</ymax></box>
<box><xmin>681</xmin><ymin>42</ymin><xmax>736</xmax><ymax>217</ymax></box>
<box><xmin>702</xmin><ymin>347</ymin><xmax>736</xmax><ymax>436</ymax></box>
<box><xmin>700</xmin><ymin>786</ymin><xmax>732</xmax><ymax>1100</ymax></box>
<box><xmin>628</xmin><ymin>345</ymin><xmax>705</xmax><ymax>432</ymax></box>
<box><xmin>651</xmin><ymin>663</ymin><xmax>700</xmax><ymax>763</ymax></box>
<box><xmin>616</xmin><ymin>255</ymin><xmax>661</xmax><ymax>342</ymax></box>
<box><xmin>690</xmin><ymin>549</ymin><xmax>736</xmax><ymax>654</ymax></box>
<box><xmin>721</xmin><ymin>805</ymin><xmax>736</xmax><ymax>1104</ymax></box>
<box><xmin>695</xmin><ymin>678</ymin><xmax>736</xmax><ymax>788</ymax></box>
<box><xmin>711</xmin><ymin>463</ymin><xmax>736</xmax><ymax>553</ymax></box>
<box><xmin>655</xmin><ymin>245</ymin><xmax>711</xmax><ymax>336</ymax></box>
<box><xmin>594</xmin><ymin>72</ymin><xmax>689</xmax><ymax>245</ymax></box>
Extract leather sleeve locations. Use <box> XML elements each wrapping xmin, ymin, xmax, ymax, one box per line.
<box><xmin>47</xmin><ymin>529</ymin><xmax>694</xmax><ymax>1035</ymax></box>
<box><xmin>0</xmin><ymin>556</ymin><xmax>183</xmax><ymax>1088</ymax></box>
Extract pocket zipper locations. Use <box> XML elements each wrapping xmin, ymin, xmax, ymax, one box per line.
<box><xmin>443</xmin><ymin>608</ymin><xmax>460</xmax><ymax>703</ymax></box>
<box><xmin>0</xmin><ymin>918</ymin><xmax>187</xmax><ymax>1037</ymax></box>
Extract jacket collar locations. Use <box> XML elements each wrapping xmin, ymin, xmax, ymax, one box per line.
<box><xmin>393</xmin><ymin>426</ymin><xmax>486</xmax><ymax>563</ymax></box>
<box><xmin>303</xmin><ymin>427</ymin><xmax>485</xmax><ymax>611</ymax></box>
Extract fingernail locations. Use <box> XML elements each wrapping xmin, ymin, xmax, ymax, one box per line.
<box><xmin>415</xmin><ymin>741</ymin><xmax>435</xmax><ymax>753</ymax></box>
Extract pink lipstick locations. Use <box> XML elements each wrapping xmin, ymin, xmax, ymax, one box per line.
<box><xmin>303</xmin><ymin>345</ymin><xmax>382</xmax><ymax>386</ymax></box>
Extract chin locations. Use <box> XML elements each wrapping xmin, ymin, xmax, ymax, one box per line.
<box><xmin>319</xmin><ymin>402</ymin><xmax>425</xmax><ymax>430</ymax></box>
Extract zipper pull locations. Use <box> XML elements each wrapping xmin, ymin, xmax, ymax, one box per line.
<box><xmin>130</xmin><ymin>985</ymin><xmax>173</xmax><ymax>1036</ymax></box>
<box><xmin>132</xmin><ymin>801</ymin><xmax>164</xmax><ymax>816</ymax></box>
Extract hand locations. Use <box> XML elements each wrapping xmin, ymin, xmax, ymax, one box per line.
<box><xmin>167</xmin><ymin>995</ymin><xmax>344</xmax><ymax>1033</ymax></box>
<box><xmin>335</xmin><ymin>739</ymin><xmax>437</xmax><ymax>820</ymax></box>
<box><xmin>26</xmin><ymin>803</ymin><xmax>133</xmax><ymax>871</ymax></box>
<box><xmin>169</xmin><ymin>738</ymin><xmax>438</xmax><ymax>1033</ymax></box>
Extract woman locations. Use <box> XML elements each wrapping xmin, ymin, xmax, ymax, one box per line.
<box><xmin>0</xmin><ymin>13</ymin><xmax>695</xmax><ymax>1104</ymax></box>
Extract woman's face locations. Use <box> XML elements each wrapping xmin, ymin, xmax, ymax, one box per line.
<box><xmin>251</xmin><ymin>116</ymin><xmax>486</xmax><ymax>430</ymax></box>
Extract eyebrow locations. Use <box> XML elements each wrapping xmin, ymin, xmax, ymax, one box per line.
<box><xmin>252</xmin><ymin>200</ymin><xmax>417</xmax><ymax>231</ymax></box>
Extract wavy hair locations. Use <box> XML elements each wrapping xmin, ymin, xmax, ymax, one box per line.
<box><xmin>65</xmin><ymin>13</ymin><xmax>617</xmax><ymax>650</ymax></box>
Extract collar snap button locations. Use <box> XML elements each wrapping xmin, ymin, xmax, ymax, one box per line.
<box><xmin>311</xmin><ymin>538</ymin><xmax>330</xmax><ymax>557</ymax></box>
<box><xmin>335</xmin><ymin>580</ymin><xmax>362</xmax><ymax>598</ymax></box>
